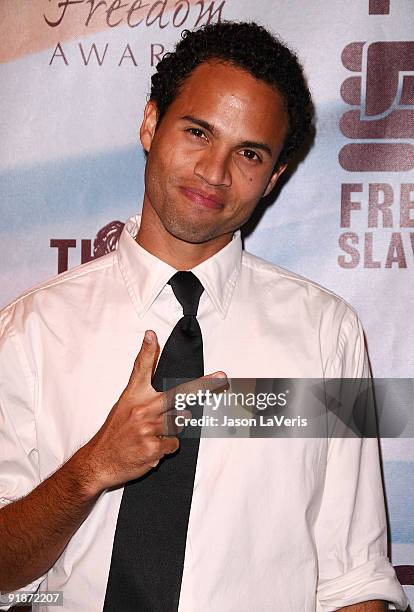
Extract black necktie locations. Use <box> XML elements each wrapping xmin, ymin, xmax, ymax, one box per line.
<box><xmin>103</xmin><ymin>271</ymin><xmax>204</xmax><ymax>612</ymax></box>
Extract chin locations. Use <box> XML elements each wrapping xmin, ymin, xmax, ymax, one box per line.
<box><xmin>164</xmin><ymin>217</ymin><xmax>220</xmax><ymax>245</ymax></box>
<box><xmin>170</xmin><ymin>225</ymin><xmax>216</xmax><ymax>244</ymax></box>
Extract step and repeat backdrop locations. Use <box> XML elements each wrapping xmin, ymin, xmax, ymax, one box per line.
<box><xmin>1</xmin><ymin>0</ymin><xmax>413</xmax><ymax>605</ymax></box>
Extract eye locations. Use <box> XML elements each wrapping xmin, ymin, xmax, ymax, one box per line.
<box><xmin>240</xmin><ymin>149</ymin><xmax>262</xmax><ymax>162</ymax></box>
<box><xmin>186</xmin><ymin>127</ymin><xmax>208</xmax><ymax>141</ymax></box>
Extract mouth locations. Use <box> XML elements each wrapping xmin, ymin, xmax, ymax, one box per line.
<box><xmin>179</xmin><ymin>186</ymin><xmax>224</xmax><ymax>210</ymax></box>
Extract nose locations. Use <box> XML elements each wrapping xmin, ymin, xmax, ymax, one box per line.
<box><xmin>194</xmin><ymin>146</ymin><xmax>232</xmax><ymax>188</ymax></box>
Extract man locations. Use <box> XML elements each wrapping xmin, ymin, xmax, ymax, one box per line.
<box><xmin>0</xmin><ymin>21</ymin><xmax>408</xmax><ymax>612</ymax></box>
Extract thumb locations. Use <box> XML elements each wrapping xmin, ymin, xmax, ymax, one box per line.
<box><xmin>127</xmin><ymin>330</ymin><xmax>158</xmax><ymax>392</ymax></box>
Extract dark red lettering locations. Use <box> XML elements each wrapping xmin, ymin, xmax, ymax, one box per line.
<box><xmin>173</xmin><ymin>0</ymin><xmax>190</xmax><ymax>27</ymax></box>
<box><xmin>44</xmin><ymin>0</ymin><xmax>84</xmax><ymax>27</ymax></box>
<box><xmin>338</xmin><ymin>232</ymin><xmax>360</xmax><ymax>268</ymax></box>
<box><xmin>50</xmin><ymin>239</ymin><xmax>76</xmax><ymax>274</ymax></box>
<box><xmin>400</xmin><ymin>184</ymin><xmax>414</xmax><ymax>228</ymax></box>
<box><xmin>85</xmin><ymin>0</ymin><xmax>107</xmax><ymax>26</ymax></box>
<box><xmin>118</xmin><ymin>44</ymin><xmax>138</xmax><ymax>66</ymax></box>
<box><xmin>194</xmin><ymin>0</ymin><xmax>225</xmax><ymax>27</ymax></box>
<box><xmin>79</xmin><ymin>42</ymin><xmax>108</xmax><ymax>65</ymax></box>
<box><xmin>368</xmin><ymin>183</ymin><xmax>393</xmax><ymax>228</ymax></box>
<box><xmin>106</xmin><ymin>0</ymin><xmax>128</xmax><ymax>26</ymax></box>
<box><xmin>364</xmin><ymin>232</ymin><xmax>381</xmax><ymax>268</ymax></box>
<box><xmin>146</xmin><ymin>0</ymin><xmax>169</xmax><ymax>28</ymax></box>
<box><xmin>341</xmin><ymin>184</ymin><xmax>362</xmax><ymax>227</ymax></box>
<box><xmin>49</xmin><ymin>42</ymin><xmax>69</xmax><ymax>65</ymax></box>
<box><xmin>127</xmin><ymin>0</ymin><xmax>149</xmax><ymax>26</ymax></box>
<box><xmin>385</xmin><ymin>233</ymin><xmax>407</xmax><ymax>268</ymax></box>
<box><xmin>151</xmin><ymin>43</ymin><xmax>165</xmax><ymax>65</ymax></box>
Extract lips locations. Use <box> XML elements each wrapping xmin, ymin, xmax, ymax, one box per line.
<box><xmin>180</xmin><ymin>186</ymin><xmax>224</xmax><ymax>210</ymax></box>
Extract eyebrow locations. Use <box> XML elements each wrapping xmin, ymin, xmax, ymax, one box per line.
<box><xmin>180</xmin><ymin>115</ymin><xmax>274</xmax><ymax>158</ymax></box>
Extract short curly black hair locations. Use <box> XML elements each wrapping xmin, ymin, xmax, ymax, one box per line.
<box><xmin>150</xmin><ymin>21</ymin><xmax>313</xmax><ymax>167</ymax></box>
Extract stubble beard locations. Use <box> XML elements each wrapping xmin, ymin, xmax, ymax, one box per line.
<box><xmin>153</xmin><ymin>180</ymin><xmax>227</xmax><ymax>245</ymax></box>
<box><xmin>146</xmin><ymin>166</ymin><xmax>230</xmax><ymax>245</ymax></box>
<box><xmin>159</xmin><ymin>202</ymin><xmax>224</xmax><ymax>245</ymax></box>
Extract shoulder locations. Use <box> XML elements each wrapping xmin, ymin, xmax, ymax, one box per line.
<box><xmin>0</xmin><ymin>253</ymin><xmax>117</xmax><ymax>335</ymax></box>
<box><xmin>240</xmin><ymin>250</ymin><xmax>358</xmax><ymax>320</ymax></box>
<box><xmin>240</xmin><ymin>252</ymin><xmax>367</xmax><ymax>376</ymax></box>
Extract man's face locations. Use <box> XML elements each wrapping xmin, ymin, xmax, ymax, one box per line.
<box><xmin>140</xmin><ymin>60</ymin><xmax>289</xmax><ymax>246</ymax></box>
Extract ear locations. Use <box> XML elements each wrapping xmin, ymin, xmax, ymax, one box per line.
<box><xmin>263</xmin><ymin>163</ymin><xmax>287</xmax><ymax>198</ymax></box>
<box><xmin>140</xmin><ymin>100</ymin><xmax>159</xmax><ymax>153</ymax></box>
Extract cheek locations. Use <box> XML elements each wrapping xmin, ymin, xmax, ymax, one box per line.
<box><xmin>233</xmin><ymin>159</ymin><xmax>272</xmax><ymax>191</ymax></box>
<box><xmin>152</xmin><ymin>139</ymin><xmax>191</xmax><ymax>182</ymax></box>
<box><xmin>146</xmin><ymin>143</ymin><xmax>170</xmax><ymax>186</ymax></box>
<box><xmin>233</xmin><ymin>171</ymin><xmax>269</xmax><ymax>203</ymax></box>
<box><xmin>227</xmin><ymin>180</ymin><xmax>267</xmax><ymax>224</ymax></box>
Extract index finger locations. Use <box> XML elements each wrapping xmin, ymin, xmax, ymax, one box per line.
<box><xmin>161</xmin><ymin>372</ymin><xmax>229</xmax><ymax>414</ymax></box>
<box><xmin>126</xmin><ymin>330</ymin><xmax>159</xmax><ymax>393</ymax></box>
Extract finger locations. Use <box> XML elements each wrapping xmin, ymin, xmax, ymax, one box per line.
<box><xmin>145</xmin><ymin>434</ymin><xmax>178</xmax><ymax>468</ymax></box>
<box><xmin>163</xmin><ymin>409</ymin><xmax>192</xmax><ymax>436</ymax></box>
<box><xmin>160</xmin><ymin>436</ymin><xmax>180</xmax><ymax>455</ymax></box>
<box><xmin>147</xmin><ymin>410</ymin><xmax>191</xmax><ymax>436</ymax></box>
<box><xmin>127</xmin><ymin>330</ymin><xmax>159</xmax><ymax>391</ymax></box>
<box><xmin>162</xmin><ymin>371</ymin><xmax>228</xmax><ymax>413</ymax></box>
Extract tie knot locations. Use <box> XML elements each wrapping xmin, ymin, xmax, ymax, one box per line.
<box><xmin>169</xmin><ymin>271</ymin><xmax>204</xmax><ymax>316</ymax></box>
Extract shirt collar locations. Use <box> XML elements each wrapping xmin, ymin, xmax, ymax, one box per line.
<box><xmin>117</xmin><ymin>215</ymin><xmax>242</xmax><ymax>319</ymax></box>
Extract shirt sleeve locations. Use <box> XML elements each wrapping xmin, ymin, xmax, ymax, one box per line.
<box><xmin>0</xmin><ymin>310</ymin><xmax>46</xmax><ymax>609</ymax></box>
<box><xmin>315</xmin><ymin>305</ymin><xmax>409</xmax><ymax>611</ymax></box>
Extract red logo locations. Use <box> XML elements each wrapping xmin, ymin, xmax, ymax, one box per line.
<box><xmin>51</xmin><ymin>220</ymin><xmax>124</xmax><ymax>274</ymax></box>
<box><xmin>339</xmin><ymin>41</ymin><xmax>414</xmax><ymax>172</ymax></box>
<box><xmin>369</xmin><ymin>0</ymin><xmax>390</xmax><ymax>14</ymax></box>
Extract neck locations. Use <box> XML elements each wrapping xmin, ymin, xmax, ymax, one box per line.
<box><xmin>136</xmin><ymin>198</ymin><xmax>232</xmax><ymax>270</ymax></box>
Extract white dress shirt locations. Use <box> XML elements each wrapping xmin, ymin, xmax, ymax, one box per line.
<box><xmin>0</xmin><ymin>215</ymin><xmax>408</xmax><ymax>611</ymax></box>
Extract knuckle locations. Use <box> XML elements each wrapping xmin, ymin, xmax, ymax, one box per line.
<box><xmin>137</xmin><ymin>340</ymin><xmax>152</xmax><ymax>360</ymax></box>
<box><xmin>133</xmin><ymin>358</ymin><xmax>145</xmax><ymax>377</ymax></box>
<box><xmin>133</xmin><ymin>352</ymin><xmax>151</xmax><ymax>376</ymax></box>
<box><xmin>130</xmin><ymin>405</ymin><xmax>144</xmax><ymax>421</ymax></box>
<box><xmin>144</xmin><ymin>437</ymin><xmax>162</xmax><ymax>459</ymax></box>
<box><xmin>139</xmin><ymin>423</ymin><xmax>154</xmax><ymax>437</ymax></box>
